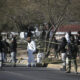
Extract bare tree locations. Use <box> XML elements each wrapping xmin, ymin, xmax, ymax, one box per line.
<box><xmin>38</xmin><ymin>0</ymin><xmax>71</xmax><ymax>57</ymax></box>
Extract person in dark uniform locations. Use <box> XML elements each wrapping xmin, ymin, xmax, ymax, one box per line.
<box><xmin>2</xmin><ymin>39</ymin><xmax>9</xmax><ymax>63</ymax></box>
<box><xmin>58</xmin><ymin>37</ymin><xmax>67</xmax><ymax>71</ymax></box>
<box><xmin>41</xmin><ymin>29</ymin><xmax>46</xmax><ymax>40</ymax></box>
<box><xmin>53</xmin><ymin>37</ymin><xmax>58</xmax><ymax>59</ymax></box>
<box><xmin>0</xmin><ymin>33</ymin><xmax>3</xmax><ymax>68</ymax></box>
<box><xmin>76</xmin><ymin>31</ymin><xmax>80</xmax><ymax>58</ymax></box>
<box><xmin>66</xmin><ymin>35</ymin><xmax>78</xmax><ymax>73</ymax></box>
<box><xmin>10</xmin><ymin>35</ymin><xmax>17</xmax><ymax>67</ymax></box>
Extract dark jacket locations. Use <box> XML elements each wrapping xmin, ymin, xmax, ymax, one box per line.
<box><xmin>0</xmin><ymin>40</ymin><xmax>3</xmax><ymax>53</ymax></box>
<box><xmin>58</xmin><ymin>37</ymin><xmax>67</xmax><ymax>53</ymax></box>
<box><xmin>67</xmin><ymin>42</ymin><xmax>78</xmax><ymax>58</ymax></box>
<box><xmin>53</xmin><ymin>39</ymin><xmax>58</xmax><ymax>51</ymax></box>
<box><xmin>2</xmin><ymin>40</ymin><xmax>9</xmax><ymax>53</ymax></box>
<box><xmin>76</xmin><ymin>35</ymin><xmax>80</xmax><ymax>45</ymax></box>
<box><xmin>67</xmin><ymin>35</ymin><xmax>78</xmax><ymax>58</ymax></box>
<box><xmin>10</xmin><ymin>37</ymin><xmax>17</xmax><ymax>52</ymax></box>
<box><xmin>41</xmin><ymin>29</ymin><xmax>46</xmax><ymax>39</ymax></box>
<box><xmin>0</xmin><ymin>35</ymin><xmax>3</xmax><ymax>53</ymax></box>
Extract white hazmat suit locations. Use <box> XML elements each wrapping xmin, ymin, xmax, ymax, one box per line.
<box><xmin>27</xmin><ymin>40</ymin><xmax>36</xmax><ymax>67</ymax></box>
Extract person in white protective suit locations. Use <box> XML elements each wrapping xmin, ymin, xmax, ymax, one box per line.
<box><xmin>27</xmin><ymin>36</ymin><xmax>36</xmax><ymax>67</ymax></box>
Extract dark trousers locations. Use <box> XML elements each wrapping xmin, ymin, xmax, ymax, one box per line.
<box><xmin>67</xmin><ymin>56</ymin><xmax>77</xmax><ymax>72</ymax></box>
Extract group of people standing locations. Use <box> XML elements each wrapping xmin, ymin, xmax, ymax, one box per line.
<box><xmin>0</xmin><ymin>30</ymin><xmax>80</xmax><ymax>73</ymax></box>
<box><xmin>26</xmin><ymin>30</ymin><xmax>80</xmax><ymax>71</ymax></box>
<box><xmin>0</xmin><ymin>33</ymin><xmax>17</xmax><ymax>68</ymax></box>
<box><xmin>58</xmin><ymin>31</ymin><xmax>80</xmax><ymax>73</ymax></box>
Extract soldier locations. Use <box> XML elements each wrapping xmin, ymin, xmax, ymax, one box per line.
<box><xmin>41</xmin><ymin>29</ymin><xmax>46</xmax><ymax>40</ymax></box>
<box><xmin>27</xmin><ymin>36</ymin><xmax>36</xmax><ymax>67</ymax></box>
<box><xmin>2</xmin><ymin>38</ymin><xmax>9</xmax><ymax>63</ymax></box>
<box><xmin>58</xmin><ymin>37</ymin><xmax>67</xmax><ymax>71</ymax></box>
<box><xmin>10</xmin><ymin>35</ymin><xmax>17</xmax><ymax>67</ymax></box>
<box><xmin>0</xmin><ymin>33</ymin><xmax>3</xmax><ymax>68</ymax></box>
<box><xmin>76</xmin><ymin>31</ymin><xmax>80</xmax><ymax>58</ymax></box>
<box><xmin>66</xmin><ymin>35</ymin><xmax>78</xmax><ymax>73</ymax></box>
<box><xmin>53</xmin><ymin>37</ymin><xmax>58</xmax><ymax>59</ymax></box>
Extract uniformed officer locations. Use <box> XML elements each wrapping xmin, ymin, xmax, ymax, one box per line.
<box><xmin>2</xmin><ymin>38</ymin><xmax>9</xmax><ymax>63</ymax></box>
<box><xmin>10</xmin><ymin>35</ymin><xmax>17</xmax><ymax>67</ymax></box>
<box><xmin>27</xmin><ymin>36</ymin><xmax>36</xmax><ymax>67</ymax></box>
<box><xmin>66</xmin><ymin>35</ymin><xmax>78</xmax><ymax>73</ymax></box>
<box><xmin>53</xmin><ymin>37</ymin><xmax>58</xmax><ymax>59</ymax></box>
<box><xmin>76</xmin><ymin>31</ymin><xmax>80</xmax><ymax>58</ymax></box>
<box><xmin>58</xmin><ymin>37</ymin><xmax>67</xmax><ymax>71</ymax></box>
